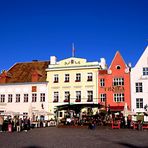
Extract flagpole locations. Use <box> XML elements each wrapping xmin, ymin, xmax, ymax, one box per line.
<box><xmin>72</xmin><ymin>43</ymin><xmax>75</xmax><ymax>57</ymax></box>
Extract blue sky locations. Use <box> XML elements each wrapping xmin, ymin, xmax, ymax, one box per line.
<box><xmin>0</xmin><ymin>0</ymin><xmax>148</xmax><ymax>71</ymax></box>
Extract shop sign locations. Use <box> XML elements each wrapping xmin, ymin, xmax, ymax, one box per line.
<box><xmin>104</xmin><ymin>86</ymin><xmax>124</xmax><ymax>92</ymax></box>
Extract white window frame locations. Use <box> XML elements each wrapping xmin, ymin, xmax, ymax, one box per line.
<box><xmin>24</xmin><ymin>94</ymin><xmax>29</xmax><ymax>102</ymax></box>
<box><xmin>40</xmin><ymin>93</ymin><xmax>45</xmax><ymax>102</ymax></box>
<box><xmin>76</xmin><ymin>91</ymin><xmax>81</xmax><ymax>101</ymax></box>
<box><xmin>32</xmin><ymin>93</ymin><xmax>37</xmax><ymax>102</ymax></box>
<box><xmin>16</xmin><ymin>94</ymin><xmax>20</xmax><ymax>103</ymax></box>
<box><xmin>114</xmin><ymin>93</ymin><xmax>124</xmax><ymax>102</ymax></box>
<box><xmin>53</xmin><ymin>92</ymin><xmax>59</xmax><ymax>102</ymax></box>
<box><xmin>8</xmin><ymin>94</ymin><xmax>13</xmax><ymax>103</ymax></box>
<box><xmin>113</xmin><ymin>78</ymin><xmax>124</xmax><ymax>86</ymax></box>
<box><xmin>87</xmin><ymin>73</ymin><xmax>93</xmax><ymax>81</ymax></box>
<box><xmin>87</xmin><ymin>91</ymin><xmax>93</xmax><ymax>102</ymax></box>
<box><xmin>143</xmin><ymin>67</ymin><xmax>148</xmax><ymax>76</ymax></box>
<box><xmin>135</xmin><ymin>82</ymin><xmax>143</xmax><ymax>93</ymax></box>
<box><xmin>65</xmin><ymin>74</ymin><xmax>70</xmax><ymax>82</ymax></box>
<box><xmin>0</xmin><ymin>94</ymin><xmax>5</xmax><ymax>103</ymax></box>
<box><xmin>65</xmin><ymin>91</ymin><xmax>70</xmax><ymax>100</ymax></box>
<box><xmin>76</xmin><ymin>73</ymin><xmax>81</xmax><ymax>82</ymax></box>
<box><xmin>100</xmin><ymin>79</ymin><xmax>105</xmax><ymax>87</ymax></box>
<box><xmin>54</xmin><ymin>74</ymin><xmax>59</xmax><ymax>83</ymax></box>
<box><xmin>100</xmin><ymin>93</ymin><xmax>106</xmax><ymax>102</ymax></box>
<box><xmin>136</xmin><ymin>98</ymin><xmax>143</xmax><ymax>109</ymax></box>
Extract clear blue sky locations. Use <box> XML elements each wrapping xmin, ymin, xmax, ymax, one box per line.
<box><xmin>0</xmin><ymin>0</ymin><xmax>148</xmax><ymax>71</ymax></box>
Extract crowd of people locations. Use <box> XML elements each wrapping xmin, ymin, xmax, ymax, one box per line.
<box><xmin>0</xmin><ymin>115</ymin><xmax>31</xmax><ymax>132</ymax></box>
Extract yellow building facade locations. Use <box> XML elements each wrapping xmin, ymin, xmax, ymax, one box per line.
<box><xmin>46</xmin><ymin>56</ymin><xmax>106</xmax><ymax>119</ymax></box>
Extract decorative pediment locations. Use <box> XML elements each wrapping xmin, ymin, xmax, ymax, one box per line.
<box><xmin>59</xmin><ymin>57</ymin><xmax>87</xmax><ymax>66</ymax></box>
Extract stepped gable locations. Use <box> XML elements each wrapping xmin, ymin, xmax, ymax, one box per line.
<box><xmin>0</xmin><ymin>60</ymin><xmax>50</xmax><ymax>83</ymax></box>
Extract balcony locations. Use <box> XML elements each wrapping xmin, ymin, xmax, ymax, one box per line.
<box><xmin>75</xmin><ymin>99</ymin><xmax>81</xmax><ymax>102</ymax></box>
<box><xmin>64</xmin><ymin>80</ymin><xmax>69</xmax><ymax>83</ymax></box>
<box><xmin>53</xmin><ymin>80</ymin><xmax>58</xmax><ymax>83</ymax></box>
<box><xmin>87</xmin><ymin>99</ymin><xmax>93</xmax><ymax>102</ymax></box>
<box><xmin>87</xmin><ymin>78</ymin><xmax>92</xmax><ymax>82</ymax></box>
<box><xmin>64</xmin><ymin>99</ymin><xmax>70</xmax><ymax>103</ymax></box>
<box><xmin>75</xmin><ymin>79</ymin><xmax>81</xmax><ymax>82</ymax></box>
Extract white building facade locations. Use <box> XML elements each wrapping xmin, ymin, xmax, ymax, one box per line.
<box><xmin>0</xmin><ymin>60</ymin><xmax>50</xmax><ymax>120</ymax></box>
<box><xmin>131</xmin><ymin>46</ymin><xmax>148</xmax><ymax>113</ymax></box>
<box><xmin>0</xmin><ymin>82</ymin><xmax>48</xmax><ymax>120</ymax></box>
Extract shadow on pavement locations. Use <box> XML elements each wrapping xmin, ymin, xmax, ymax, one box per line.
<box><xmin>22</xmin><ymin>146</ymin><xmax>44</xmax><ymax>148</ymax></box>
<box><xmin>117</xmin><ymin>142</ymin><xmax>148</xmax><ymax>148</ymax></box>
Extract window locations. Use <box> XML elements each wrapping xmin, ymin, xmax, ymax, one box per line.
<box><xmin>32</xmin><ymin>93</ymin><xmax>37</xmax><ymax>102</ymax></box>
<box><xmin>59</xmin><ymin>112</ymin><xmax>63</xmax><ymax>117</ymax></box>
<box><xmin>16</xmin><ymin>94</ymin><xmax>20</xmax><ymax>102</ymax></box>
<box><xmin>100</xmin><ymin>94</ymin><xmax>106</xmax><ymax>102</ymax></box>
<box><xmin>40</xmin><ymin>93</ymin><xmax>45</xmax><ymax>102</ymax></box>
<box><xmin>53</xmin><ymin>92</ymin><xmax>59</xmax><ymax>102</ymax></box>
<box><xmin>8</xmin><ymin>94</ymin><xmax>12</xmax><ymax>103</ymax></box>
<box><xmin>143</xmin><ymin>67</ymin><xmax>148</xmax><ymax>76</ymax></box>
<box><xmin>54</xmin><ymin>74</ymin><xmax>59</xmax><ymax>83</ymax></box>
<box><xmin>136</xmin><ymin>98</ymin><xmax>143</xmax><ymax>108</ymax></box>
<box><xmin>76</xmin><ymin>73</ymin><xmax>81</xmax><ymax>82</ymax></box>
<box><xmin>100</xmin><ymin>79</ymin><xmax>105</xmax><ymax>87</ymax></box>
<box><xmin>65</xmin><ymin>74</ymin><xmax>70</xmax><ymax>82</ymax></box>
<box><xmin>64</xmin><ymin>91</ymin><xmax>70</xmax><ymax>102</ymax></box>
<box><xmin>87</xmin><ymin>73</ymin><xmax>93</xmax><ymax>81</ymax></box>
<box><xmin>116</xmin><ymin>65</ymin><xmax>121</xmax><ymax>69</ymax></box>
<box><xmin>135</xmin><ymin>82</ymin><xmax>143</xmax><ymax>92</ymax></box>
<box><xmin>113</xmin><ymin>78</ymin><xmax>124</xmax><ymax>86</ymax></box>
<box><xmin>76</xmin><ymin>91</ymin><xmax>81</xmax><ymax>102</ymax></box>
<box><xmin>87</xmin><ymin>91</ymin><xmax>93</xmax><ymax>102</ymax></box>
<box><xmin>114</xmin><ymin>93</ymin><xmax>124</xmax><ymax>102</ymax></box>
<box><xmin>0</xmin><ymin>94</ymin><xmax>5</xmax><ymax>103</ymax></box>
<box><xmin>23</xmin><ymin>112</ymin><xmax>28</xmax><ymax>118</ymax></box>
<box><xmin>23</xmin><ymin>94</ymin><xmax>28</xmax><ymax>102</ymax></box>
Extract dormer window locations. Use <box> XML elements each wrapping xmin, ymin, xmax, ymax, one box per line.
<box><xmin>116</xmin><ymin>65</ymin><xmax>121</xmax><ymax>70</ymax></box>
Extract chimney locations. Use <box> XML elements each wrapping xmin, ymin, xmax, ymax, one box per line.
<box><xmin>0</xmin><ymin>70</ymin><xmax>8</xmax><ymax>83</ymax></box>
<box><xmin>100</xmin><ymin>58</ymin><xmax>106</xmax><ymax>69</ymax></box>
<box><xmin>50</xmin><ymin>56</ymin><xmax>56</xmax><ymax>65</ymax></box>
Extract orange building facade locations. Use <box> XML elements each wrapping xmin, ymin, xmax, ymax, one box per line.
<box><xmin>98</xmin><ymin>51</ymin><xmax>131</xmax><ymax>112</ymax></box>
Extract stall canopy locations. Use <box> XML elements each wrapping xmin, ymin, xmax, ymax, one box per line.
<box><xmin>55</xmin><ymin>103</ymin><xmax>103</xmax><ymax>113</ymax></box>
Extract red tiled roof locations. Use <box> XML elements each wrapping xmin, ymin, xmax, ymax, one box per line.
<box><xmin>0</xmin><ymin>60</ymin><xmax>50</xmax><ymax>84</ymax></box>
<box><xmin>98</xmin><ymin>70</ymin><xmax>108</xmax><ymax>75</ymax></box>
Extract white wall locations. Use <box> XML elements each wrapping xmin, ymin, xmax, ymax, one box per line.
<box><xmin>0</xmin><ymin>82</ymin><xmax>48</xmax><ymax>115</ymax></box>
<box><xmin>131</xmin><ymin>46</ymin><xmax>148</xmax><ymax>113</ymax></box>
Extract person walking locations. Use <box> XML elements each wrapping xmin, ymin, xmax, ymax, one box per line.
<box><xmin>0</xmin><ymin>115</ymin><xmax>4</xmax><ymax>132</ymax></box>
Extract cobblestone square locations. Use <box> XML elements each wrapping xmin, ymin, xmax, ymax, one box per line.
<box><xmin>0</xmin><ymin>127</ymin><xmax>148</xmax><ymax>148</ymax></box>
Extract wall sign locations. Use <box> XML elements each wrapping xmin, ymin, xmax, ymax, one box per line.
<box><xmin>104</xmin><ymin>86</ymin><xmax>124</xmax><ymax>92</ymax></box>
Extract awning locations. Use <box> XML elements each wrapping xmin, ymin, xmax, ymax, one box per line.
<box><xmin>109</xmin><ymin>106</ymin><xmax>124</xmax><ymax>111</ymax></box>
<box><xmin>55</xmin><ymin>103</ymin><xmax>103</xmax><ymax>113</ymax></box>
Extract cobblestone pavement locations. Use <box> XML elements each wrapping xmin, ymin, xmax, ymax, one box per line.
<box><xmin>0</xmin><ymin>127</ymin><xmax>148</xmax><ymax>148</ymax></box>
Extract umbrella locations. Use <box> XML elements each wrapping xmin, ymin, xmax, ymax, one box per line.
<box><xmin>33</xmin><ymin>110</ymin><xmax>54</xmax><ymax>116</ymax></box>
<box><xmin>28</xmin><ymin>103</ymin><xmax>33</xmax><ymax>119</ymax></box>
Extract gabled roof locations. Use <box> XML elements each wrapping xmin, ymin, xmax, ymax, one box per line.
<box><xmin>109</xmin><ymin>51</ymin><xmax>127</xmax><ymax>70</ymax></box>
<box><xmin>135</xmin><ymin>46</ymin><xmax>148</xmax><ymax>68</ymax></box>
<box><xmin>0</xmin><ymin>60</ymin><xmax>50</xmax><ymax>84</ymax></box>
